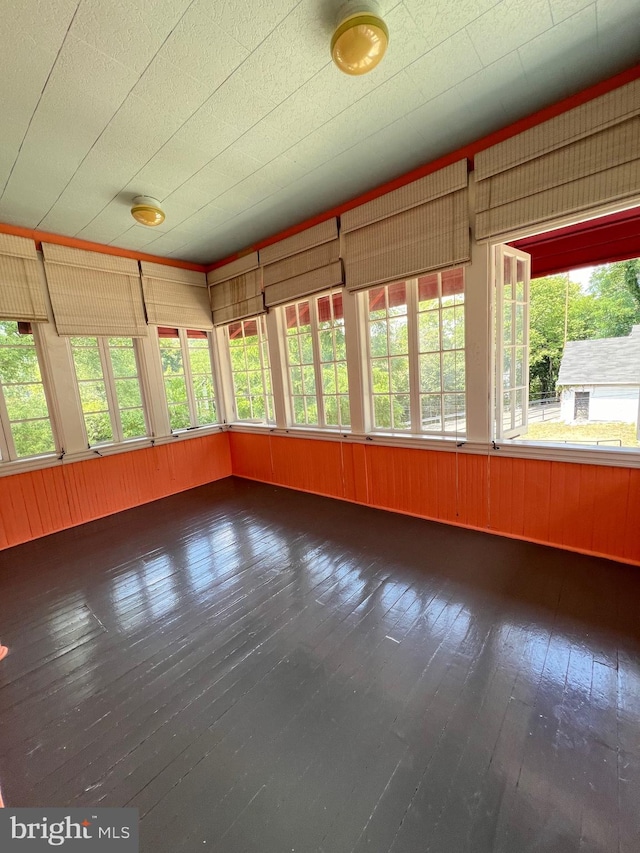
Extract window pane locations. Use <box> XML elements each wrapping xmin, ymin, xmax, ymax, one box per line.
<box><xmin>193</xmin><ymin>374</ymin><xmax>215</xmax><ymax>400</ymax></box>
<box><xmin>444</xmin><ymin>394</ymin><xmax>465</xmax><ymax>431</ymax></box>
<box><xmin>290</xmin><ymin>366</ymin><xmax>303</xmax><ymax>396</ymax></box>
<box><xmin>115</xmin><ymin>377</ymin><xmax>143</xmax><ymax>409</ymax></box>
<box><xmin>228</xmin><ymin>316</ymin><xmax>273</xmax><ymax>424</ymax></box>
<box><xmin>3</xmin><ymin>384</ymin><xmax>50</xmax><ymax>420</ymax></box>
<box><xmin>319</xmin><ymin>330</ymin><xmax>334</xmax><ymax>362</ymax></box>
<box><xmin>0</xmin><ymin>323</ymin><xmax>56</xmax><ymax>460</ymax></box>
<box><xmin>165</xmin><ymin>375</ymin><xmax>188</xmax><ymax>405</ymax></box>
<box><xmin>371</xmin><ymin>359</ymin><xmax>390</xmax><ymax>393</ymax></box>
<box><xmin>169</xmin><ymin>403</ymin><xmax>190</xmax><ymax>431</ymax></box>
<box><xmin>388</xmin><ymin>281</ymin><xmax>407</xmax><ymax>314</ymax></box>
<box><xmin>196</xmin><ymin>398</ymin><xmax>217</xmax><ymax>425</ymax></box>
<box><xmin>0</xmin><ymin>346</ymin><xmax>42</xmax><ymax>384</ymax></box>
<box><xmin>421</xmin><ymin>395</ymin><xmax>442</xmax><ymax>431</ymax></box>
<box><xmin>418</xmin><ymin>311</ymin><xmax>440</xmax><ymax>352</ymax></box>
<box><xmin>368</xmin><ymin>271</ymin><xmax>465</xmax><ymax>437</ymax></box>
<box><xmin>321</xmin><ymin>364</ymin><xmax>336</xmax><ymax>394</ymax></box>
<box><xmin>73</xmin><ymin>337</ymin><xmax>146</xmax><ymax>444</ymax></box>
<box><xmin>187</xmin><ymin>335</ymin><xmax>218</xmax><ymax>426</ymax></box>
<box><xmin>391</xmin><ymin>395</ymin><xmax>410</xmax><ymax>429</ymax></box>
<box><xmin>389</xmin><ymin>317</ymin><xmax>408</xmax><ymax>355</ymax></box>
<box><xmin>283</xmin><ymin>290</ymin><xmax>348</xmax><ymax>429</ymax></box>
<box><xmin>121</xmin><ymin>408</ymin><xmax>146</xmax><ymax>440</ymax></box>
<box><xmin>305</xmin><ymin>397</ymin><xmax>318</xmax><ymax>424</ymax></box>
<box><xmin>369</xmin><ymin>321</ymin><xmax>389</xmax><ymax>357</ymax></box>
<box><xmin>339</xmin><ymin>396</ymin><xmax>351</xmax><ymax>427</ymax></box>
<box><xmin>11</xmin><ymin>419</ymin><xmax>55</xmax><ymax>458</ymax></box>
<box><xmin>374</xmin><ymin>395</ymin><xmax>392</xmax><ymax>429</ymax></box>
<box><xmin>324</xmin><ymin>396</ymin><xmax>338</xmax><ymax>426</ymax></box>
<box><xmin>85</xmin><ymin>411</ymin><xmax>113</xmax><ymax>445</ymax></box>
<box><xmin>159</xmin><ymin>339</ymin><xmax>184</xmax><ymax>375</ymax></box>
<box><xmin>420</xmin><ymin>353</ymin><xmax>441</xmax><ymax>393</ymax></box>
<box><xmin>188</xmin><ymin>347</ymin><xmax>212</xmax><ymax>375</ymax></box>
<box><xmin>418</xmin><ymin>274</ymin><xmax>439</xmax><ymax>305</ymax></box>
<box><xmin>443</xmin><ymin>351</ymin><xmax>464</xmax><ymax>392</ymax></box>
<box><xmin>390</xmin><ymin>356</ymin><xmax>409</xmax><ymax>393</ymax></box>
<box><xmin>293</xmin><ymin>396</ymin><xmax>306</xmax><ymax>423</ymax></box>
<box><xmin>441</xmin><ymin>307</ymin><xmax>458</xmax><ymax>349</ymax></box>
<box><xmin>302</xmin><ymin>365</ymin><xmax>316</xmax><ymax>394</ymax></box>
<box><xmin>109</xmin><ymin>346</ymin><xmax>137</xmax><ymax>378</ymax></box>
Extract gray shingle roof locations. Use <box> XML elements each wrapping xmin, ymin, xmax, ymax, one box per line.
<box><xmin>558</xmin><ymin>325</ymin><xmax>640</xmax><ymax>386</ymax></box>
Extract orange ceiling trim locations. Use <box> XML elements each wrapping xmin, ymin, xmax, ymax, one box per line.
<box><xmin>0</xmin><ymin>222</ymin><xmax>207</xmax><ymax>273</ymax></box>
<box><xmin>207</xmin><ymin>61</ymin><xmax>640</xmax><ymax>273</ymax></box>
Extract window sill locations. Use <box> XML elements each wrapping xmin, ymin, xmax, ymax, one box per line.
<box><xmin>224</xmin><ymin>424</ymin><xmax>640</xmax><ymax>467</ymax></box>
<box><xmin>492</xmin><ymin>439</ymin><xmax>640</xmax><ymax>468</ymax></box>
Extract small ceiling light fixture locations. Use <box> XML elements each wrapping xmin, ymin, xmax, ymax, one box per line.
<box><xmin>331</xmin><ymin>0</ymin><xmax>389</xmax><ymax>76</ymax></box>
<box><xmin>131</xmin><ymin>196</ymin><xmax>165</xmax><ymax>227</ymax></box>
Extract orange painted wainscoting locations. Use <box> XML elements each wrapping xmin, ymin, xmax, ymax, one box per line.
<box><xmin>0</xmin><ymin>433</ymin><xmax>231</xmax><ymax>551</ymax></box>
<box><xmin>229</xmin><ymin>432</ymin><xmax>640</xmax><ymax>566</ymax></box>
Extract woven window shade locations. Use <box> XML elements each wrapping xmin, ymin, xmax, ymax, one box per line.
<box><xmin>475</xmin><ymin>78</ymin><xmax>640</xmax><ymax>240</ymax></box>
<box><xmin>341</xmin><ymin>160</ymin><xmax>470</xmax><ymax>291</ymax></box>
<box><xmin>207</xmin><ymin>252</ymin><xmax>263</xmax><ymax>326</ymax></box>
<box><xmin>261</xmin><ymin>219</ymin><xmax>343</xmax><ymax>307</ymax></box>
<box><xmin>42</xmin><ymin>244</ymin><xmax>147</xmax><ymax>337</ymax></box>
<box><xmin>140</xmin><ymin>262</ymin><xmax>212</xmax><ymax>330</ymax></box>
<box><xmin>0</xmin><ymin>234</ymin><xmax>48</xmax><ymax>321</ymax></box>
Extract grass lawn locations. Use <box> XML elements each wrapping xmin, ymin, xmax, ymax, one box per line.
<box><xmin>523</xmin><ymin>421</ymin><xmax>639</xmax><ymax>448</ymax></box>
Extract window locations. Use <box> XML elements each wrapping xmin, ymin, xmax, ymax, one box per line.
<box><xmin>226</xmin><ymin>316</ymin><xmax>274</xmax><ymax>424</ymax></box>
<box><xmin>496</xmin><ymin>246</ymin><xmax>640</xmax><ymax>450</ymax></box>
<box><xmin>284</xmin><ymin>289</ymin><xmax>350</xmax><ymax>428</ymax></box>
<box><xmin>366</xmin><ymin>269</ymin><xmax>466</xmax><ymax>435</ymax></box>
<box><xmin>71</xmin><ymin>337</ymin><xmax>148</xmax><ymax>445</ymax></box>
<box><xmin>0</xmin><ymin>321</ymin><xmax>56</xmax><ymax>460</ymax></box>
<box><xmin>493</xmin><ymin>246</ymin><xmax>529</xmax><ymax>440</ymax></box>
<box><xmin>158</xmin><ymin>329</ymin><xmax>219</xmax><ymax>431</ymax></box>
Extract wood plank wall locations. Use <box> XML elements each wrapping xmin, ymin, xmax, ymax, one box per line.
<box><xmin>229</xmin><ymin>432</ymin><xmax>640</xmax><ymax>566</ymax></box>
<box><xmin>0</xmin><ymin>433</ymin><xmax>231</xmax><ymax>550</ymax></box>
<box><xmin>1</xmin><ymin>430</ymin><xmax>637</xmax><ymax>566</ymax></box>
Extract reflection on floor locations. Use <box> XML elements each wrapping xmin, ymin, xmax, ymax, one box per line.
<box><xmin>0</xmin><ymin>477</ymin><xmax>637</xmax><ymax>852</ymax></box>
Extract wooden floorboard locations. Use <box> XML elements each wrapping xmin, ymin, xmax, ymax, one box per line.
<box><xmin>0</xmin><ymin>476</ymin><xmax>638</xmax><ymax>852</ymax></box>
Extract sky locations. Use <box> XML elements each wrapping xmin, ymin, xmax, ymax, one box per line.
<box><xmin>568</xmin><ymin>266</ymin><xmax>594</xmax><ymax>289</ymax></box>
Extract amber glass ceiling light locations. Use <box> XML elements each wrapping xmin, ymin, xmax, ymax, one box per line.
<box><xmin>131</xmin><ymin>196</ymin><xmax>165</xmax><ymax>227</ymax></box>
<box><xmin>331</xmin><ymin>0</ymin><xmax>389</xmax><ymax>76</ymax></box>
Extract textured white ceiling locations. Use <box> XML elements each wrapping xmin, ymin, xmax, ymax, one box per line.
<box><xmin>0</xmin><ymin>0</ymin><xmax>638</xmax><ymax>264</ymax></box>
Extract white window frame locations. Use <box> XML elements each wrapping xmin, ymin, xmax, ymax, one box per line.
<box><xmin>279</xmin><ymin>288</ymin><xmax>351</xmax><ymax>431</ymax></box>
<box><xmin>492</xmin><ymin>245</ymin><xmax>530</xmax><ymax>441</ymax></box>
<box><xmin>359</xmin><ymin>271</ymin><xmax>467</xmax><ymax>438</ymax></box>
<box><xmin>71</xmin><ymin>336</ymin><xmax>150</xmax><ymax>447</ymax></box>
<box><xmin>485</xmin><ymin>194</ymin><xmax>640</xmax><ymax>463</ymax></box>
<box><xmin>0</xmin><ymin>321</ymin><xmax>60</xmax><ymax>462</ymax></box>
<box><xmin>158</xmin><ymin>328</ymin><xmax>221</xmax><ymax>432</ymax></box>
<box><xmin>218</xmin><ymin>315</ymin><xmax>275</xmax><ymax>426</ymax></box>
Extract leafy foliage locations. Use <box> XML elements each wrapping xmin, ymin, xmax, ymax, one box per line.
<box><xmin>0</xmin><ymin>321</ymin><xmax>55</xmax><ymax>458</ymax></box>
<box><xmin>529</xmin><ymin>261</ymin><xmax>640</xmax><ymax>397</ymax></box>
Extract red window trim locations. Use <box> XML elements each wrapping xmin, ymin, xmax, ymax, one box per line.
<box><xmin>511</xmin><ymin>206</ymin><xmax>640</xmax><ymax>278</ymax></box>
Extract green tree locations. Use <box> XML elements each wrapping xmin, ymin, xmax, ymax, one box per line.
<box><xmin>529</xmin><ymin>260</ymin><xmax>640</xmax><ymax>397</ymax></box>
<box><xmin>587</xmin><ymin>260</ymin><xmax>640</xmax><ymax>338</ymax></box>
<box><xmin>0</xmin><ymin>321</ymin><xmax>56</xmax><ymax>457</ymax></box>
<box><xmin>529</xmin><ymin>275</ymin><xmax>595</xmax><ymax>397</ymax></box>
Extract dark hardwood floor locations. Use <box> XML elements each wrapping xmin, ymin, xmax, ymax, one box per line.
<box><xmin>0</xmin><ymin>476</ymin><xmax>638</xmax><ymax>852</ymax></box>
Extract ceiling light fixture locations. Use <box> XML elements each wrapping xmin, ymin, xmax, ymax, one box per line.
<box><xmin>131</xmin><ymin>196</ymin><xmax>165</xmax><ymax>227</ymax></box>
<box><xmin>331</xmin><ymin>1</ymin><xmax>389</xmax><ymax>76</ymax></box>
